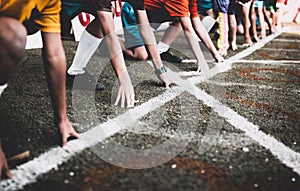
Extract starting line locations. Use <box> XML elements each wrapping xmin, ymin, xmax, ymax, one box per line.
<box><xmin>2</xmin><ymin>28</ymin><xmax>300</xmax><ymax>191</ymax></box>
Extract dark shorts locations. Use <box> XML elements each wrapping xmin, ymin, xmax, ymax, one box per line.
<box><xmin>214</xmin><ymin>0</ymin><xmax>236</xmax><ymax>14</ymax></box>
<box><xmin>125</xmin><ymin>0</ymin><xmax>145</xmax><ymax>10</ymax></box>
<box><xmin>146</xmin><ymin>8</ymin><xmax>179</xmax><ymax>29</ymax></box>
<box><xmin>61</xmin><ymin>0</ymin><xmax>112</xmax><ymax>19</ymax></box>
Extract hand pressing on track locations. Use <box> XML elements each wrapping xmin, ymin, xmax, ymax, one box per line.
<box><xmin>114</xmin><ymin>72</ymin><xmax>135</xmax><ymax>108</ymax></box>
<box><xmin>58</xmin><ymin>119</ymin><xmax>80</xmax><ymax>147</ymax></box>
<box><xmin>153</xmin><ymin>63</ymin><xmax>179</xmax><ymax>89</ymax></box>
<box><xmin>0</xmin><ymin>145</ymin><xmax>13</xmax><ymax>180</ymax></box>
<box><xmin>214</xmin><ymin>52</ymin><xmax>225</xmax><ymax>63</ymax></box>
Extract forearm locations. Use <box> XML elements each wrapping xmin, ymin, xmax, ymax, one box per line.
<box><xmin>43</xmin><ymin>51</ymin><xmax>68</xmax><ymax>123</ymax></box>
<box><xmin>135</xmin><ymin>10</ymin><xmax>163</xmax><ymax>69</ymax></box>
<box><xmin>180</xmin><ymin>17</ymin><xmax>205</xmax><ymax>63</ymax></box>
<box><xmin>192</xmin><ymin>17</ymin><xmax>219</xmax><ymax>56</ymax></box>
<box><xmin>41</xmin><ymin>33</ymin><xmax>68</xmax><ymax>123</ymax></box>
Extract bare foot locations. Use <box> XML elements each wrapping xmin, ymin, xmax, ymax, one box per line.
<box><xmin>260</xmin><ymin>30</ymin><xmax>267</xmax><ymax>39</ymax></box>
<box><xmin>230</xmin><ymin>42</ymin><xmax>237</xmax><ymax>50</ymax></box>
<box><xmin>252</xmin><ymin>36</ymin><xmax>260</xmax><ymax>42</ymax></box>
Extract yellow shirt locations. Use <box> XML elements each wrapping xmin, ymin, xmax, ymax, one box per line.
<box><xmin>0</xmin><ymin>0</ymin><xmax>61</xmax><ymax>33</ymax></box>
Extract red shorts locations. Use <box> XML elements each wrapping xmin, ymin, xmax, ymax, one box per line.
<box><xmin>145</xmin><ymin>0</ymin><xmax>198</xmax><ymax>18</ymax></box>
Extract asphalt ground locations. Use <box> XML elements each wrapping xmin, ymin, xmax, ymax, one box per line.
<box><xmin>0</xmin><ymin>23</ymin><xmax>300</xmax><ymax>191</ymax></box>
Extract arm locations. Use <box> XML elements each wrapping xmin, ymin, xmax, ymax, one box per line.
<box><xmin>95</xmin><ymin>10</ymin><xmax>135</xmax><ymax>107</ymax></box>
<box><xmin>134</xmin><ymin>10</ymin><xmax>175</xmax><ymax>88</ymax></box>
<box><xmin>0</xmin><ymin>142</ymin><xmax>13</xmax><ymax>179</ymax></box>
<box><xmin>41</xmin><ymin>32</ymin><xmax>80</xmax><ymax>147</ymax></box>
<box><xmin>179</xmin><ymin>17</ymin><xmax>209</xmax><ymax>72</ymax></box>
<box><xmin>191</xmin><ymin>17</ymin><xmax>224</xmax><ymax>63</ymax></box>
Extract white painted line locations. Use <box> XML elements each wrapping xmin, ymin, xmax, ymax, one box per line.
<box><xmin>1</xmin><ymin>89</ymin><xmax>183</xmax><ymax>191</ymax></box>
<box><xmin>178</xmin><ymin>32</ymin><xmax>282</xmax><ymax>77</ymax></box>
<box><xmin>235</xmin><ymin>60</ymin><xmax>300</xmax><ymax>65</ymax></box>
<box><xmin>181</xmin><ymin>59</ymin><xmax>197</xmax><ymax>63</ymax></box>
<box><xmin>273</xmin><ymin>38</ymin><xmax>300</xmax><ymax>43</ymax></box>
<box><xmin>260</xmin><ymin>47</ymin><xmax>300</xmax><ymax>52</ymax></box>
<box><xmin>0</xmin><ymin>84</ymin><xmax>8</xmax><ymax>97</ymax></box>
<box><xmin>205</xmin><ymin>80</ymin><xmax>300</xmax><ymax>94</ymax></box>
<box><xmin>185</xmin><ymin>86</ymin><xmax>300</xmax><ymax>176</ymax></box>
<box><xmin>0</xmin><ymin>26</ymin><xmax>288</xmax><ymax>190</ymax></box>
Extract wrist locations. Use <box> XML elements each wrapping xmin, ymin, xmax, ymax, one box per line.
<box><xmin>54</xmin><ymin>115</ymin><xmax>68</xmax><ymax>126</ymax></box>
<box><xmin>155</xmin><ymin>65</ymin><xmax>167</xmax><ymax>75</ymax></box>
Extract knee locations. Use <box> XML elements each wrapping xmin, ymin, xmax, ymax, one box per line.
<box><xmin>0</xmin><ymin>17</ymin><xmax>27</xmax><ymax>84</ymax></box>
<box><xmin>133</xmin><ymin>47</ymin><xmax>148</xmax><ymax>60</ymax></box>
<box><xmin>0</xmin><ymin>17</ymin><xmax>27</xmax><ymax>59</ymax></box>
<box><xmin>136</xmin><ymin>52</ymin><xmax>148</xmax><ymax>60</ymax></box>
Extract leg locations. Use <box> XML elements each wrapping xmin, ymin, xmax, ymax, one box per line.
<box><xmin>242</xmin><ymin>2</ymin><xmax>253</xmax><ymax>46</ymax></box>
<box><xmin>121</xmin><ymin>2</ymin><xmax>148</xmax><ymax>60</ymax></box>
<box><xmin>158</xmin><ymin>22</ymin><xmax>184</xmax><ymax>63</ymax></box>
<box><xmin>0</xmin><ymin>16</ymin><xmax>26</xmax><ymax>180</ymax></box>
<box><xmin>263</xmin><ymin>6</ymin><xmax>275</xmax><ymax>34</ymax></box>
<box><xmin>257</xmin><ymin>5</ymin><xmax>266</xmax><ymax>38</ymax></box>
<box><xmin>66</xmin><ymin>18</ymin><xmax>105</xmax><ymax>91</ymax></box>
<box><xmin>276</xmin><ymin>3</ymin><xmax>283</xmax><ymax>29</ymax></box>
<box><xmin>159</xmin><ymin>21</ymin><xmax>182</xmax><ymax>50</ymax></box>
<box><xmin>250</xmin><ymin>2</ymin><xmax>259</xmax><ymax>42</ymax></box>
<box><xmin>67</xmin><ymin>19</ymin><xmax>103</xmax><ymax>75</ymax></box>
<box><xmin>228</xmin><ymin>14</ymin><xmax>237</xmax><ymax>50</ymax></box>
<box><xmin>217</xmin><ymin>12</ymin><xmax>230</xmax><ymax>56</ymax></box>
<box><xmin>0</xmin><ymin>17</ymin><xmax>26</xmax><ymax>85</ymax></box>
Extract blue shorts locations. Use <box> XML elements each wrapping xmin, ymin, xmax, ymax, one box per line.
<box><xmin>254</xmin><ymin>0</ymin><xmax>264</xmax><ymax>8</ymax></box>
<box><xmin>197</xmin><ymin>0</ymin><xmax>213</xmax><ymax>15</ymax></box>
<box><xmin>61</xmin><ymin>0</ymin><xmax>112</xmax><ymax>19</ymax></box>
<box><xmin>122</xmin><ymin>2</ymin><xmax>145</xmax><ymax>49</ymax></box>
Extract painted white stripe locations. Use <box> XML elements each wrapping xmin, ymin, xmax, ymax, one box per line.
<box><xmin>1</xmin><ymin>89</ymin><xmax>183</xmax><ymax>191</ymax></box>
<box><xmin>178</xmin><ymin>32</ymin><xmax>282</xmax><ymax>77</ymax></box>
<box><xmin>1</xmin><ymin>27</ymin><xmax>292</xmax><ymax>190</ymax></box>
<box><xmin>181</xmin><ymin>59</ymin><xmax>197</xmax><ymax>63</ymax></box>
<box><xmin>260</xmin><ymin>47</ymin><xmax>300</xmax><ymax>52</ymax></box>
<box><xmin>273</xmin><ymin>38</ymin><xmax>300</xmax><ymax>43</ymax></box>
<box><xmin>234</xmin><ymin>60</ymin><xmax>300</xmax><ymax>64</ymax></box>
<box><xmin>0</xmin><ymin>84</ymin><xmax>8</xmax><ymax>97</ymax></box>
<box><xmin>205</xmin><ymin>80</ymin><xmax>300</xmax><ymax>94</ymax></box>
<box><xmin>185</xmin><ymin>86</ymin><xmax>300</xmax><ymax>176</ymax></box>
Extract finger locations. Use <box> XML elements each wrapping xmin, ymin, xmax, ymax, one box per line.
<box><xmin>126</xmin><ymin>93</ymin><xmax>131</xmax><ymax>108</ymax></box>
<box><xmin>121</xmin><ymin>91</ymin><xmax>125</xmax><ymax>108</ymax></box>
<box><xmin>114</xmin><ymin>90</ymin><xmax>121</xmax><ymax>106</ymax></box>
<box><xmin>70</xmin><ymin>131</ymin><xmax>80</xmax><ymax>139</ymax></box>
<box><xmin>127</xmin><ymin>93</ymin><xmax>135</xmax><ymax>108</ymax></box>
<box><xmin>164</xmin><ymin>81</ymin><xmax>170</xmax><ymax>89</ymax></box>
<box><xmin>61</xmin><ymin>135</ymin><xmax>68</xmax><ymax>147</ymax></box>
<box><xmin>131</xmin><ymin>92</ymin><xmax>135</xmax><ymax>107</ymax></box>
<box><xmin>5</xmin><ymin>169</ymin><xmax>13</xmax><ymax>179</ymax></box>
<box><xmin>4</xmin><ymin>161</ymin><xmax>13</xmax><ymax>179</ymax></box>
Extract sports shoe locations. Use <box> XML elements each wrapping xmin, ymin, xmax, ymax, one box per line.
<box><xmin>160</xmin><ymin>50</ymin><xmax>183</xmax><ymax>63</ymax></box>
<box><xmin>66</xmin><ymin>71</ymin><xmax>105</xmax><ymax>91</ymax></box>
